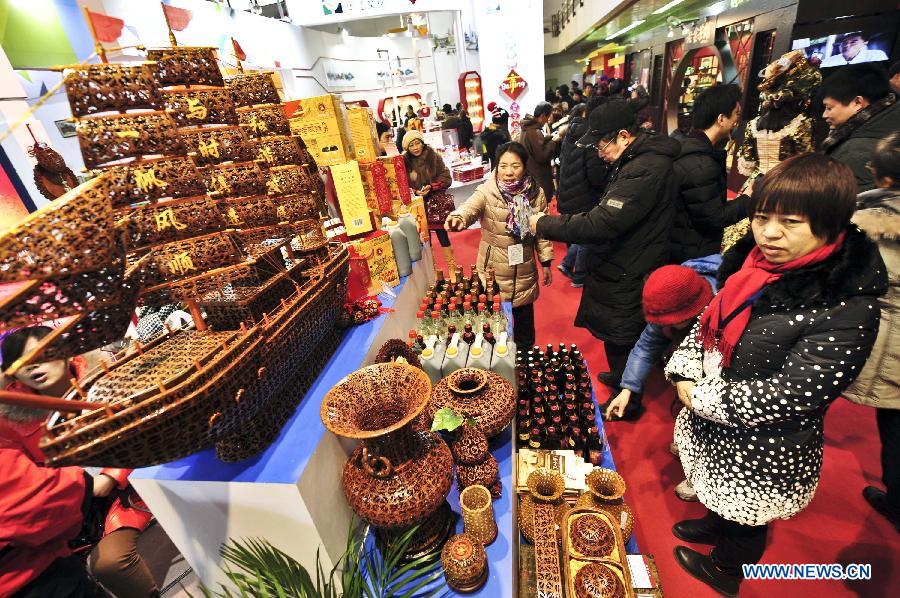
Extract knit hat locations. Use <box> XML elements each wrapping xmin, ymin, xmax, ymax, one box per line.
<box><xmin>402</xmin><ymin>129</ymin><xmax>425</xmax><ymax>152</ymax></box>
<box><xmin>642</xmin><ymin>265</ymin><xmax>713</xmax><ymax>326</ymax></box>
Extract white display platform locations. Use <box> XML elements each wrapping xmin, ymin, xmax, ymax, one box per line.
<box><xmin>130</xmin><ymin>247</ymin><xmax>435</xmax><ymax>590</ymax></box>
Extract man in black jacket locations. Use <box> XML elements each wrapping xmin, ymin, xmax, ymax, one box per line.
<box><xmin>821</xmin><ymin>63</ymin><xmax>900</xmax><ymax>192</ymax></box>
<box><xmin>529</xmin><ymin>101</ymin><xmax>680</xmax><ymax>388</ymax></box>
<box><xmin>556</xmin><ymin>101</ymin><xmax>610</xmax><ymax>286</ymax></box>
<box><xmin>670</xmin><ymin>84</ymin><xmax>750</xmax><ymax>264</ymax></box>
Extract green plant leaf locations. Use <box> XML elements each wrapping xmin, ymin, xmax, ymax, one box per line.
<box><xmin>430</xmin><ymin>406</ymin><xmax>463</xmax><ymax>432</ymax></box>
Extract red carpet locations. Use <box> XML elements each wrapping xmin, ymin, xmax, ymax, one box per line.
<box><xmin>441</xmin><ymin>229</ymin><xmax>900</xmax><ymax>598</ymax></box>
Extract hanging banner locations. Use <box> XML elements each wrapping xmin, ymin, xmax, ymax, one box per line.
<box><xmin>330</xmin><ymin>160</ymin><xmax>373</xmax><ymax>237</ymax></box>
<box><xmin>499</xmin><ymin>69</ymin><xmax>527</xmax><ymax>101</ymax></box>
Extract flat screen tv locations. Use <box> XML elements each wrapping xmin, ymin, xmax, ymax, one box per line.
<box><xmin>792</xmin><ymin>30</ymin><xmax>893</xmax><ymax>68</ymax></box>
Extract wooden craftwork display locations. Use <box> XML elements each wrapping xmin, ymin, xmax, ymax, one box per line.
<box><xmin>103</xmin><ymin>156</ymin><xmax>208</xmax><ymax>209</ymax></box>
<box><xmin>0</xmin><ymin>37</ymin><xmax>349</xmax><ymax>468</ymax></box>
<box><xmin>62</xmin><ymin>63</ymin><xmax>161</xmax><ymax>117</ymax></box>
<box><xmin>161</xmin><ymin>88</ymin><xmax>240</xmax><ymax>127</ymax></box>
<box><xmin>237</xmin><ymin>104</ymin><xmax>291</xmax><ymax>138</ymax></box>
<box><xmin>561</xmin><ymin>508</ymin><xmax>635</xmax><ymax>598</ymax></box>
<box><xmin>147</xmin><ymin>46</ymin><xmax>225</xmax><ymax>88</ymax></box>
<box><xmin>225</xmin><ymin>71</ymin><xmax>281</xmax><ymax>107</ymax></box>
<box><xmin>76</xmin><ymin>111</ymin><xmax>184</xmax><ymax>169</ymax></box>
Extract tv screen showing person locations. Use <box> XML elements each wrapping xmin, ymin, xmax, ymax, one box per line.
<box><xmin>792</xmin><ymin>30</ymin><xmax>891</xmax><ymax>68</ymax></box>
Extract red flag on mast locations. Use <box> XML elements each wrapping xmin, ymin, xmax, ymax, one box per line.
<box><xmin>162</xmin><ymin>4</ymin><xmax>193</xmax><ymax>31</ymax></box>
<box><xmin>87</xmin><ymin>10</ymin><xmax>125</xmax><ymax>43</ymax></box>
<box><xmin>231</xmin><ymin>38</ymin><xmax>246</xmax><ymax>62</ymax></box>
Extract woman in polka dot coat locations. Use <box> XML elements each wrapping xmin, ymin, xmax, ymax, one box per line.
<box><xmin>664</xmin><ymin>154</ymin><xmax>888</xmax><ymax>597</ymax></box>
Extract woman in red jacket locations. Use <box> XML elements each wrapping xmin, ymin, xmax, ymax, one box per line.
<box><xmin>0</xmin><ymin>326</ymin><xmax>157</xmax><ymax>598</ymax></box>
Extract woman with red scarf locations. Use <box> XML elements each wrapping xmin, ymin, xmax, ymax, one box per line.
<box><xmin>0</xmin><ymin>327</ymin><xmax>156</xmax><ymax>597</ymax></box>
<box><xmin>664</xmin><ymin>154</ymin><xmax>888</xmax><ymax>596</ymax></box>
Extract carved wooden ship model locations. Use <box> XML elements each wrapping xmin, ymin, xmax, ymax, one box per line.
<box><xmin>0</xmin><ymin>46</ymin><xmax>349</xmax><ymax>467</ymax></box>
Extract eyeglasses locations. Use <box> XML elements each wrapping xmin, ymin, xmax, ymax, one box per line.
<box><xmin>596</xmin><ymin>137</ymin><xmax>616</xmax><ymax>153</ymax></box>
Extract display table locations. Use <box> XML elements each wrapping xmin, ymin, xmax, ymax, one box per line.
<box><xmin>130</xmin><ymin>247</ymin><xmax>436</xmax><ymax>589</ymax></box>
<box><xmin>131</xmin><ymin>244</ymin><xmax>638</xmax><ymax>594</ymax></box>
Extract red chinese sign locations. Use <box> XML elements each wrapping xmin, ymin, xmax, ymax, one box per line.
<box><xmin>500</xmin><ymin>69</ymin><xmax>528</xmax><ymax>100</ymax></box>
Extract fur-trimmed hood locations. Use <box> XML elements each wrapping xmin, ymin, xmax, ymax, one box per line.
<box><xmin>855</xmin><ymin>188</ymin><xmax>900</xmax><ymax>242</ymax></box>
<box><xmin>718</xmin><ymin>226</ymin><xmax>888</xmax><ymax>309</ymax></box>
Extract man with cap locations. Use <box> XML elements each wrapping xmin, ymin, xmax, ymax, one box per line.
<box><xmin>529</xmin><ymin>100</ymin><xmax>681</xmax><ymax>391</ymax></box>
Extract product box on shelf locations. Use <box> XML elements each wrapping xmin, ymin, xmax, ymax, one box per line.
<box><xmin>407</xmin><ymin>196</ymin><xmax>428</xmax><ymax>240</ymax></box>
<box><xmin>358</xmin><ymin>160</ymin><xmax>394</xmax><ymax>216</ymax></box>
<box><xmin>346</xmin><ymin>107</ymin><xmax>379</xmax><ymax>164</ymax></box>
<box><xmin>287</xmin><ymin>94</ymin><xmax>353</xmax><ymax>167</ymax></box>
<box><xmin>351</xmin><ymin>229</ymin><xmax>400</xmax><ymax>290</ymax></box>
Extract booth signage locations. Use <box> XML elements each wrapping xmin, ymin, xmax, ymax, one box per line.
<box><xmin>684</xmin><ymin>19</ymin><xmax>715</xmax><ymax>50</ymax></box>
<box><xmin>500</xmin><ymin>69</ymin><xmax>528</xmax><ymax>100</ymax></box>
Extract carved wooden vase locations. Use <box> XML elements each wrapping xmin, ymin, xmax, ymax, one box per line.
<box><xmin>321</xmin><ymin>363</ymin><xmax>455</xmax><ymax>558</ymax></box>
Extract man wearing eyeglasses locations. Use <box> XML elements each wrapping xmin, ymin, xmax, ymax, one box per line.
<box><xmin>528</xmin><ymin>100</ymin><xmax>681</xmax><ymax>394</ymax></box>
<box><xmin>821</xmin><ymin>32</ymin><xmax>888</xmax><ymax>67</ymax></box>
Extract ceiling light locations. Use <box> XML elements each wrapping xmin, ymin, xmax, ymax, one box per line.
<box><xmin>607</xmin><ymin>20</ymin><xmax>645</xmax><ymax>38</ymax></box>
<box><xmin>652</xmin><ymin>0</ymin><xmax>685</xmax><ymax>15</ymax></box>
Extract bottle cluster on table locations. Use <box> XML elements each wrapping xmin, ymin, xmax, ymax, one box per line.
<box><xmin>409</xmin><ymin>265</ymin><xmax>515</xmax><ymax>384</ymax></box>
<box><xmin>515</xmin><ymin>344</ymin><xmax>604</xmax><ymax>466</ymax></box>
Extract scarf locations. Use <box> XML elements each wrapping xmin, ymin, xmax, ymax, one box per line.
<box><xmin>821</xmin><ymin>93</ymin><xmax>896</xmax><ymax>153</ymax></box>
<box><xmin>698</xmin><ymin>233</ymin><xmax>845</xmax><ymax>367</ymax></box>
<box><xmin>496</xmin><ymin>173</ymin><xmax>536</xmax><ymax>241</ymax></box>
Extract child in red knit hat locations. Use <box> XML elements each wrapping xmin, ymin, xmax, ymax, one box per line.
<box><xmin>603</xmin><ymin>260</ymin><xmax>717</xmax><ymax>421</ymax></box>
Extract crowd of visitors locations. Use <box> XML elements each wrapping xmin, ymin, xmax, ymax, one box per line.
<box><xmin>1</xmin><ymin>45</ymin><xmax>898</xmax><ymax>597</ymax></box>
<box><xmin>444</xmin><ymin>58</ymin><xmax>899</xmax><ymax>596</ymax></box>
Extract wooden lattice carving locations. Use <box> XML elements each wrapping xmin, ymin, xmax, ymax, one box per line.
<box><xmin>180</xmin><ymin>125</ymin><xmax>250</xmax><ymax>166</ymax></box>
<box><xmin>76</xmin><ymin>111</ymin><xmax>184</xmax><ymax>169</ymax></box>
<box><xmin>251</xmin><ymin>136</ymin><xmax>306</xmax><ymax>168</ymax></box>
<box><xmin>141</xmin><ymin>232</ymin><xmax>244</xmax><ymax>287</ymax></box>
<box><xmin>121</xmin><ymin>196</ymin><xmax>226</xmax><ymax>250</ymax></box>
<box><xmin>147</xmin><ymin>47</ymin><xmax>225</xmax><ymax>88</ymax></box>
<box><xmin>103</xmin><ymin>156</ymin><xmax>207</xmax><ymax>209</ymax></box>
<box><xmin>219</xmin><ymin>196</ymin><xmax>280</xmax><ymax>229</ymax></box>
<box><xmin>161</xmin><ymin>88</ymin><xmax>239</xmax><ymax>127</ymax></box>
<box><xmin>236</xmin><ymin>104</ymin><xmax>290</xmax><ymax>138</ymax></box>
<box><xmin>0</xmin><ymin>175</ymin><xmax>115</xmax><ymax>283</ymax></box>
<box><xmin>225</xmin><ymin>72</ymin><xmax>280</xmax><ymax>107</ymax></box>
<box><xmin>63</xmin><ymin>63</ymin><xmax>161</xmax><ymax>117</ymax></box>
<box><xmin>264</xmin><ymin>165</ymin><xmax>316</xmax><ymax>197</ymax></box>
<box><xmin>200</xmin><ymin>161</ymin><xmax>267</xmax><ymax>198</ymax></box>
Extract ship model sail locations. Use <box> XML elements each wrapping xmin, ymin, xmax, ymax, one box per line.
<box><xmin>0</xmin><ymin>43</ymin><xmax>349</xmax><ymax>467</ymax></box>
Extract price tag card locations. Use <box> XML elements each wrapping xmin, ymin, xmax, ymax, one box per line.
<box><xmin>508</xmin><ymin>243</ymin><xmax>524</xmax><ymax>266</ymax></box>
<box><xmin>330</xmin><ymin>160</ymin><xmax>373</xmax><ymax>237</ymax></box>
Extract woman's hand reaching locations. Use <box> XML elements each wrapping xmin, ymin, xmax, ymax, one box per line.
<box><xmin>605</xmin><ymin>389</ymin><xmax>632</xmax><ymax>420</ymax></box>
<box><xmin>542</xmin><ymin>265</ymin><xmax>553</xmax><ymax>286</ymax></box>
<box><xmin>445</xmin><ymin>214</ymin><xmax>466</xmax><ymax>232</ymax></box>
<box><xmin>675</xmin><ymin>380</ymin><xmax>695</xmax><ymax>409</ymax></box>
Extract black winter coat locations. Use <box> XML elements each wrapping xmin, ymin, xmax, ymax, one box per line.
<box><xmin>823</xmin><ymin>96</ymin><xmax>899</xmax><ymax>192</ymax></box>
<box><xmin>555</xmin><ymin>116</ymin><xmax>610</xmax><ymax>215</ymax></box>
<box><xmin>666</xmin><ymin>227</ymin><xmax>888</xmax><ymax>525</ymax></box>
<box><xmin>670</xmin><ymin>131</ymin><xmax>750</xmax><ymax>264</ymax></box>
<box><xmin>537</xmin><ymin>133</ymin><xmax>681</xmax><ymax>345</ymax></box>
<box><xmin>481</xmin><ymin>125</ymin><xmax>510</xmax><ymax>170</ymax></box>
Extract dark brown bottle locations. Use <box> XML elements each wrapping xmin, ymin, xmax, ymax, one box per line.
<box><xmin>528</xmin><ymin>427</ymin><xmax>544</xmax><ymax>449</ymax></box>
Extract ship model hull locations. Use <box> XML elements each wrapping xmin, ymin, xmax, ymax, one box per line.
<box><xmin>40</xmin><ymin>245</ymin><xmax>348</xmax><ymax>467</ymax></box>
